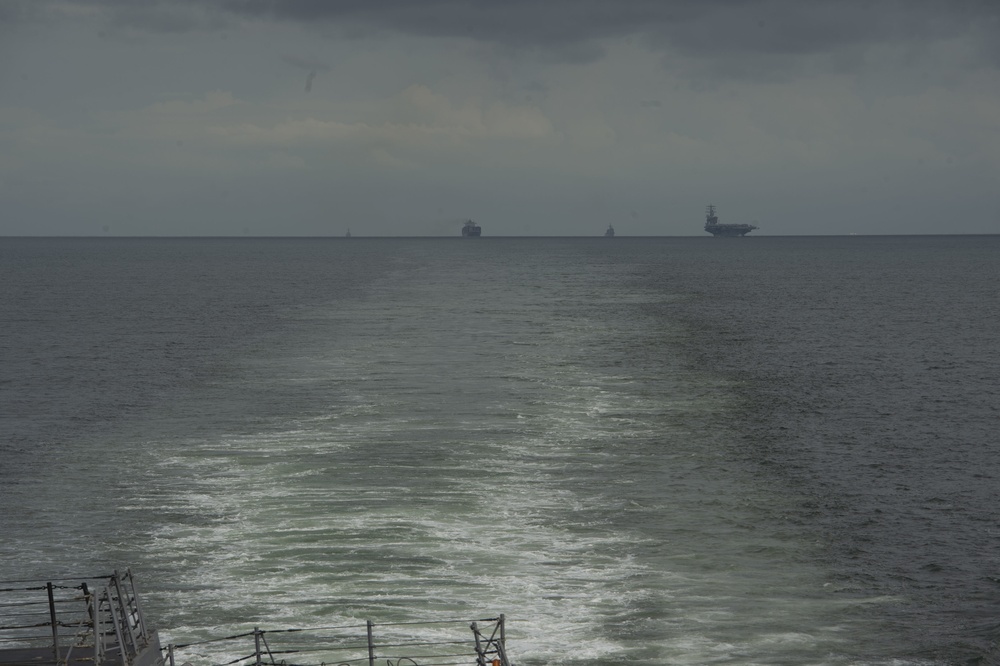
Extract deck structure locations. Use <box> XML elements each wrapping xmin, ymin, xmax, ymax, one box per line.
<box><xmin>2</xmin><ymin>571</ymin><xmax>511</xmax><ymax>666</ymax></box>
<box><xmin>0</xmin><ymin>570</ymin><xmax>162</xmax><ymax>666</ymax></box>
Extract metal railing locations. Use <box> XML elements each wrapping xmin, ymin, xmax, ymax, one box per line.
<box><xmin>0</xmin><ymin>569</ymin><xmax>158</xmax><ymax>666</ymax></box>
<box><xmin>2</xmin><ymin>572</ymin><xmax>512</xmax><ymax>666</ymax></box>
<box><xmin>164</xmin><ymin>616</ymin><xmax>511</xmax><ymax>666</ymax></box>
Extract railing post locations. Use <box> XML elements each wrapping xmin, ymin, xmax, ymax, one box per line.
<box><xmin>124</xmin><ymin>569</ymin><xmax>147</xmax><ymax>640</ymax></box>
<box><xmin>254</xmin><ymin>628</ymin><xmax>262</xmax><ymax>666</ymax></box>
<box><xmin>366</xmin><ymin>620</ymin><xmax>375</xmax><ymax>666</ymax></box>
<box><xmin>111</xmin><ymin>572</ymin><xmax>139</xmax><ymax>659</ymax></box>
<box><xmin>494</xmin><ymin>640</ymin><xmax>511</xmax><ymax>666</ymax></box>
<box><xmin>47</xmin><ymin>582</ymin><xmax>60</xmax><ymax>666</ymax></box>
<box><xmin>86</xmin><ymin>586</ymin><xmax>99</xmax><ymax>666</ymax></box>
<box><xmin>167</xmin><ymin>645</ymin><xmax>176</xmax><ymax>666</ymax></box>
<box><xmin>107</xmin><ymin>587</ymin><xmax>127</xmax><ymax>665</ymax></box>
<box><xmin>470</xmin><ymin>622</ymin><xmax>485</xmax><ymax>666</ymax></box>
<box><xmin>92</xmin><ymin>588</ymin><xmax>106</xmax><ymax>666</ymax></box>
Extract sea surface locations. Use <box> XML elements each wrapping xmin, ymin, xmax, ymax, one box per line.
<box><xmin>1</xmin><ymin>236</ymin><xmax>998</xmax><ymax>665</ymax></box>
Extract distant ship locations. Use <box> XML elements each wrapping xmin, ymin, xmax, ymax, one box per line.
<box><xmin>604</xmin><ymin>224</ymin><xmax>615</xmax><ymax>237</ymax></box>
<box><xmin>704</xmin><ymin>205</ymin><xmax>758</xmax><ymax>237</ymax></box>
<box><xmin>462</xmin><ymin>220</ymin><xmax>482</xmax><ymax>237</ymax></box>
<box><xmin>345</xmin><ymin>229</ymin><xmax>351</xmax><ymax>238</ymax></box>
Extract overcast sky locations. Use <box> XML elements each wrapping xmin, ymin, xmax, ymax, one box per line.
<box><xmin>1</xmin><ymin>0</ymin><xmax>998</xmax><ymax>236</ymax></box>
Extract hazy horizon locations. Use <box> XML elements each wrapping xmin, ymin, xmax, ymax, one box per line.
<box><xmin>2</xmin><ymin>1</ymin><xmax>998</xmax><ymax>236</ymax></box>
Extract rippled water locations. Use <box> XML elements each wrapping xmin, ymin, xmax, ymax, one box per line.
<box><xmin>1</xmin><ymin>236</ymin><xmax>997</xmax><ymax>665</ymax></box>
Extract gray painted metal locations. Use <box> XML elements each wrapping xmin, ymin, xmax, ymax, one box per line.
<box><xmin>0</xmin><ymin>571</ymin><xmax>162</xmax><ymax>666</ymax></box>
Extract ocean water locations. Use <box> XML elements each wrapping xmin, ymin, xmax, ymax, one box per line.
<box><xmin>1</xmin><ymin>236</ymin><xmax>998</xmax><ymax>665</ymax></box>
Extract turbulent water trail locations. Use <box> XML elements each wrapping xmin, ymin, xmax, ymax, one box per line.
<box><xmin>5</xmin><ymin>238</ymin><xmax>991</xmax><ymax>665</ymax></box>
<box><xmin>94</xmin><ymin>243</ymin><xmax>880</xmax><ymax>665</ymax></box>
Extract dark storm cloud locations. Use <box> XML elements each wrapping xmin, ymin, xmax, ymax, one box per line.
<box><xmin>16</xmin><ymin>0</ymin><xmax>1000</xmax><ymax>65</ymax></box>
<box><xmin>0</xmin><ymin>0</ymin><xmax>35</xmax><ymax>25</ymax></box>
<box><xmin>106</xmin><ymin>5</ymin><xmax>218</xmax><ymax>34</ymax></box>
<box><xmin>10</xmin><ymin>0</ymin><xmax>1000</xmax><ymax>72</ymax></box>
<box><xmin>220</xmin><ymin>0</ymin><xmax>1000</xmax><ymax>64</ymax></box>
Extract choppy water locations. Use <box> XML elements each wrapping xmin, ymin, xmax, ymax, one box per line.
<box><xmin>1</xmin><ymin>236</ymin><xmax>998</xmax><ymax>665</ymax></box>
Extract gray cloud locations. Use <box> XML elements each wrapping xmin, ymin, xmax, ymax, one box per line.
<box><xmin>281</xmin><ymin>54</ymin><xmax>332</xmax><ymax>72</ymax></box>
<box><xmin>227</xmin><ymin>0</ymin><xmax>1000</xmax><ymax>69</ymax></box>
<box><xmin>15</xmin><ymin>1</ymin><xmax>1000</xmax><ymax>69</ymax></box>
<box><xmin>107</xmin><ymin>5</ymin><xmax>211</xmax><ymax>33</ymax></box>
<box><xmin>3</xmin><ymin>0</ymin><xmax>998</xmax><ymax>236</ymax></box>
<box><xmin>281</xmin><ymin>54</ymin><xmax>331</xmax><ymax>92</ymax></box>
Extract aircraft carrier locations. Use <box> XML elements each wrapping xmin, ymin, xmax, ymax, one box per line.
<box><xmin>704</xmin><ymin>205</ymin><xmax>758</xmax><ymax>236</ymax></box>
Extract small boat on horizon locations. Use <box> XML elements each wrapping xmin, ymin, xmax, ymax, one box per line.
<box><xmin>462</xmin><ymin>220</ymin><xmax>482</xmax><ymax>237</ymax></box>
<box><xmin>604</xmin><ymin>224</ymin><xmax>615</xmax><ymax>237</ymax></box>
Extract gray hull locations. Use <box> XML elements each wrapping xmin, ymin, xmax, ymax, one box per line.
<box><xmin>705</xmin><ymin>223</ymin><xmax>757</xmax><ymax>237</ymax></box>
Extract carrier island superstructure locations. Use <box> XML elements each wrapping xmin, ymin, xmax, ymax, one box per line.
<box><xmin>704</xmin><ymin>205</ymin><xmax>758</xmax><ymax>236</ymax></box>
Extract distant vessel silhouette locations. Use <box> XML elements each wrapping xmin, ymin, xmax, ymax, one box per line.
<box><xmin>604</xmin><ymin>224</ymin><xmax>615</xmax><ymax>237</ymax></box>
<box><xmin>704</xmin><ymin>205</ymin><xmax>757</xmax><ymax>236</ymax></box>
<box><xmin>462</xmin><ymin>220</ymin><xmax>482</xmax><ymax>237</ymax></box>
